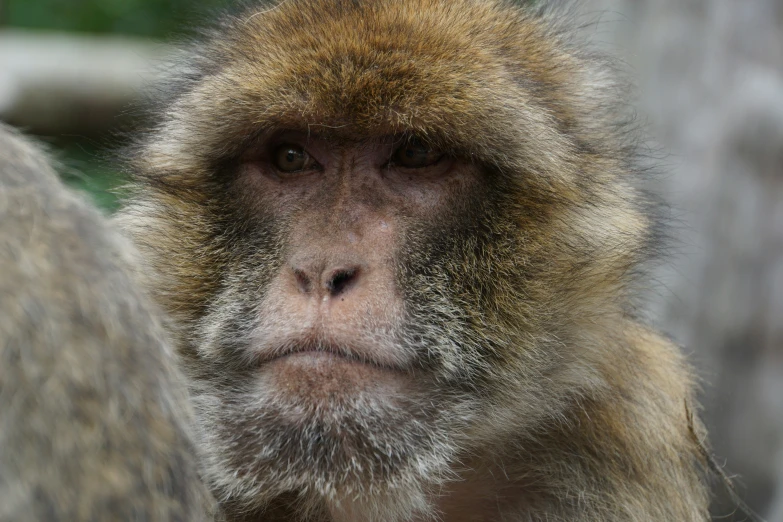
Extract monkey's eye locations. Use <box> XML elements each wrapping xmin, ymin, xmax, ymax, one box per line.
<box><xmin>272</xmin><ymin>144</ymin><xmax>315</xmax><ymax>173</ymax></box>
<box><xmin>392</xmin><ymin>139</ymin><xmax>443</xmax><ymax>168</ymax></box>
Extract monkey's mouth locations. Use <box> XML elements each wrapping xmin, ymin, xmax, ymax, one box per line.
<box><xmin>273</xmin><ymin>347</ymin><xmax>380</xmax><ymax>368</ymax></box>
<box><xmin>251</xmin><ymin>339</ymin><xmax>406</xmax><ymax>374</ymax></box>
<box><xmin>253</xmin><ymin>343</ymin><xmax>411</xmax><ymax>400</ymax></box>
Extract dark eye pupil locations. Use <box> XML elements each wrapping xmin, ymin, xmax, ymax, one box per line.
<box><xmin>273</xmin><ymin>144</ymin><xmax>309</xmax><ymax>172</ymax></box>
<box><xmin>394</xmin><ymin>139</ymin><xmax>442</xmax><ymax>168</ymax></box>
<box><xmin>282</xmin><ymin>148</ymin><xmax>304</xmax><ymax>165</ymax></box>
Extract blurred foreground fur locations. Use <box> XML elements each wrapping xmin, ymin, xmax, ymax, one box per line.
<box><xmin>0</xmin><ymin>124</ymin><xmax>212</xmax><ymax>521</ymax></box>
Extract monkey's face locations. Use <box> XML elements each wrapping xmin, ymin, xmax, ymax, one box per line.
<box><xmin>188</xmin><ymin>131</ymin><xmax>514</xmax><ymax>510</ymax></box>
<box><xmin>122</xmin><ymin>0</ymin><xmax>652</xmax><ymax>514</ymax></box>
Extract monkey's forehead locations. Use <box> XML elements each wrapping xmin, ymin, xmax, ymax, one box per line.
<box><xmin>141</xmin><ymin>0</ymin><xmax>628</xmax><ymax>183</ymax></box>
<box><xmin>222</xmin><ymin>0</ymin><xmax>552</xmax><ymax>132</ymax></box>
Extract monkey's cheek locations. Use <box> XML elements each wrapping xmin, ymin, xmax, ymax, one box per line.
<box><xmin>258</xmin><ymin>352</ymin><xmax>409</xmax><ymax>404</ymax></box>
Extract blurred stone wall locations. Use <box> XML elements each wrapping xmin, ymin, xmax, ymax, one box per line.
<box><xmin>583</xmin><ymin>0</ymin><xmax>783</xmax><ymax>519</ymax></box>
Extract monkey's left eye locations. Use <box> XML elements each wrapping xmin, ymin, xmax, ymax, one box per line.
<box><xmin>392</xmin><ymin>139</ymin><xmax>443</xmax><ymax>169</ymax></box>
<box><xmin>272</xmin><ymin>144</ymin><xmax>316</xmax><ymax>173</ymax></box>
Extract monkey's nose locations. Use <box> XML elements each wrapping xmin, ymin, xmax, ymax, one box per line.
<box><xmin>293</xmin><ymin>265</ymin><xmax>361</xmax><ymax>298</ymax></box>
<box><xmin>325</xmin><ymin>267</ymin><xmax>359</xmax><ymax>297</ymax></box>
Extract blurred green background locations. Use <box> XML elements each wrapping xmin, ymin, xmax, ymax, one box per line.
<box><xmin>5</xmin><ymin>0</ymin><xmax>227</xmax><ymax>36</ymax></box>
<box><xmin>2</xmin><ymin>0</ymin><xmax>231</xmax><ymax>210</ymax></box>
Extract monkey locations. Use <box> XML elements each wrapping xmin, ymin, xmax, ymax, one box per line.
<box><xmin>0</xmin><ymin>0</ymin><xmax>714</xmax><ymax>521</ymax></box>
<box><xmin>0</xmin><ymin>123</ymin><xmax>213</xmax><ymax>521</ymax></box>
<box><xmin>112</xmin><ymin>0</ymin><xmax>715</xmax><ymax>520</ymax></box>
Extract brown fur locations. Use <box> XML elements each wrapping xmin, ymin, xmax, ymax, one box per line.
<box><xmin>118</xmin><ymin>0</ymin><xmax>711</xmax><ymax>520</ymax></box>
<box><xmin>0</xmin><ymin>123</ymin><xmax>213</xmax><ymax>521</ymax></box>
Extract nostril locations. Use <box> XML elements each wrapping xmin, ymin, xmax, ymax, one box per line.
<box><xmin>325</xmin><ymin>267</ymin><xmax>359</xmax><ymax>297</ymax></box>
<box><xmin>294</xmin><ymin>269</ymin><xmax>312</xmax><ymax>294</ymax></box>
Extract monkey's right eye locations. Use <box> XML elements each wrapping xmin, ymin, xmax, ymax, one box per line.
<box><xmin>391</xmin><ymin>139</ymin><xmax>443</xmax><ymax>169</ymax></box>
<box><xmin>272</xmin><ymin>144</ymin><xmax>315</xmax><ymax>173</ymax></box>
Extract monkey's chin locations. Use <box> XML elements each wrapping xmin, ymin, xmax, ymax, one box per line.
<box><xmin>259</xmin><ymin>351</ymin><xmax>408</xmax><ymax>405</ymax></box>
<box><xmin>196</xmin><ymin>353</ymin><xmax>461</xmax><ymax>516</ymax></box>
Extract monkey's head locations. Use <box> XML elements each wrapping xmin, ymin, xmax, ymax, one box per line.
<box><xmin>121</xmin><ymin>0</ymin><xmax>656</xmax><ymax>517</ymax></box>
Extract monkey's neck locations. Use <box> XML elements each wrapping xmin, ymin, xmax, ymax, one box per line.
<box><xmin>327</xmin><ymin>460</ymin><xmax>531</xmax><ymax>522</ymax></box>
<box><xmin>222</xmin><ymin>465</ymin><xmax>530</xmax><ymax>522</ymax></box>
<box><xmin>426</xmin><ymin>462</ymin><xmax>533</xmax><ymax>522</ymax></box>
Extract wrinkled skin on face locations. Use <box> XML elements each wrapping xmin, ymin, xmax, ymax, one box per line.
<box><xmin>185</xmin><ymin>130</ymin><xmax>536</xmax><ymax>517</ymax></box>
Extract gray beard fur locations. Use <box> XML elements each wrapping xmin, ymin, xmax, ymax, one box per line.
<box><xmin>191</xmin><ymin>374</ymin><xmax>477</xmax><ymax>521</ymax></box>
